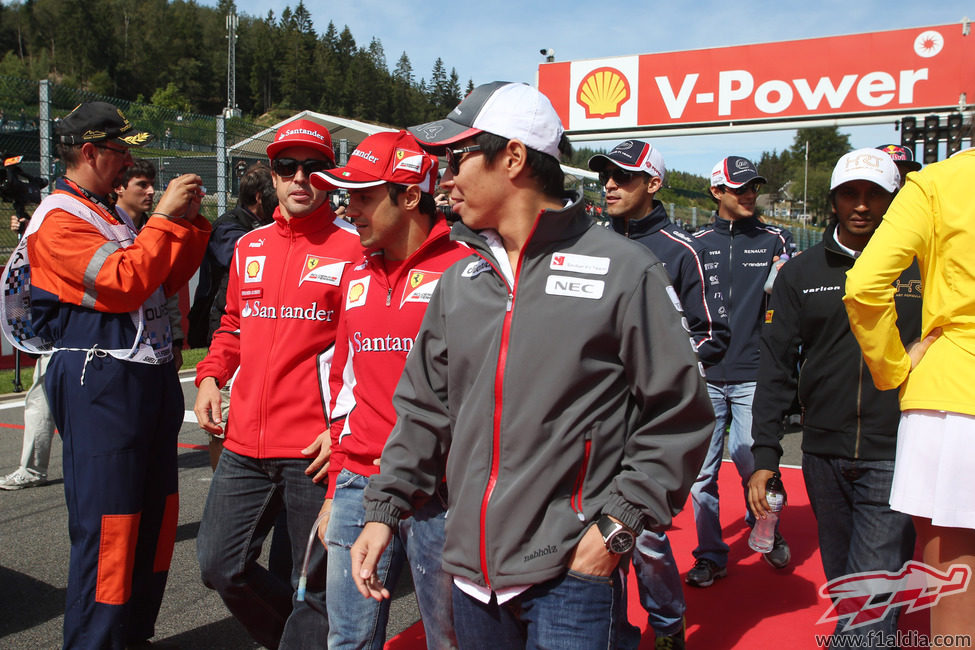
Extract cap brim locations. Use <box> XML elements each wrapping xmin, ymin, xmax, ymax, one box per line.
<box><xmin>901</xmin><ymin>162</ymin><xmax>922</xmax><ymax>172</ymax></box>
<box><xmin>114</xmin><ymin>130</ymin><xmax>155</xmax><ymax>148</ymax></box>
<box><xmin>407</xmin><ymin>120</ymin><xmax>482</xmax><ymax>153</ymax></box>
<box><xmin>587</xmin><ymin>154</ymin><xmax>610</xmax><ymax>172</ymax></box>
<box><xmin>310</xmin><ymin>169</ymin><xmax>386</xmax><ymax>191</ymax></box>
<box><xmin>723</xmin><ymin>174</ymin><xmax>767</xmax><ymax>188</ymax></box>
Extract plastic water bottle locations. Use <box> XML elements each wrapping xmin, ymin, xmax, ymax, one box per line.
<box><xmin>749</xmin><ymin>474</ymin><xmax>785</xmax><ymax>553</ymax></box>
<box><xmin>764</xmin><ymin>254</ymin><xmax>790</xmax><ymax>294</ymax></box>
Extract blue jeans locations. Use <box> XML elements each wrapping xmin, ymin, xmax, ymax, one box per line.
<box><xmin>631</xmin><ymin>530</ymin><xmax>684</xmax><ymax>636</ymax></box>
<box><xmin>197</xmin><ymin>448</ymin><xmax>328</xmax><ymax>649</ymax></box>
<box><xmin>802</xmin><ymin>453</ymin><xmax>915</xmax><ymax>644</ymax></box>
<box><xmin>451</xmin><ymin>568</ymin><xmax>627</xmax><ymax>650</ymax></box>
<box><xmin>690</xmin><ymin>381</ymin><xmax>757</xmax><ymax>567</ymax></box>
<box><xmin>325</xmin><ymin>469</ymin><xmax>456</xmax><ymax>650</ymax></box>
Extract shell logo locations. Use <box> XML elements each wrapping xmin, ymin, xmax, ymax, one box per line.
<box><xmin>246</xmin><ymin>260</ymin><xmax>261</xmax><ymax>278</ymax></box>
<box><xmin>349</xmin><ymin>281</ymin><xmax>365</xmax><ymax>302</ymax></box>
<box><xmin>576</xmin><ymin>67</ymin><xmax>631</xmax><ymax>119</ymax></box>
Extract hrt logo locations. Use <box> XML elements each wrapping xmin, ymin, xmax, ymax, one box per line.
<box><xmin>819</xmin><ymin>561</ymin><xmax>971</xmax><ymax>632</ymax></box>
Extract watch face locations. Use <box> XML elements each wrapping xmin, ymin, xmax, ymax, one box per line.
<box><xmin>609</xmin><ymin>530</ymin><xmax>635</xmax><ymax>554</ymax></box>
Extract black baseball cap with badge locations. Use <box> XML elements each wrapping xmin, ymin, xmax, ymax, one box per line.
<box><xmin>587</xmin><ymin>139</ymin><xmax>667</xmax><ymax>182</ymax></box>
<box><xmin>56</xmin><ymin>101</ymin><xmax>154</xmax><ymax>148</ymax></box>
<box><xmin>710</xmin><ymin>156</ymin><xmax>767</xmax><ymax>189</ymax></box>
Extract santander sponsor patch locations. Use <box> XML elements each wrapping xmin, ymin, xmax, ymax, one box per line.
<box><xmin>299</xmin><ymin>255</ymin><xmax>347</xmax><ymax>287</ymax></box>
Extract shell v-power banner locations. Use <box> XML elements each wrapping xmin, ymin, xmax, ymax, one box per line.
<box><xmin>538</xmin><ymin>24</ymin><xmax>973</xmax><ymax>134</ymax></box>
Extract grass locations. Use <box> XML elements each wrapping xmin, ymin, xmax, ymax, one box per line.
<box><xmin>0</xmin><ymin>348</ymin><xmax>209</xmax><ymax>395</ymax></box>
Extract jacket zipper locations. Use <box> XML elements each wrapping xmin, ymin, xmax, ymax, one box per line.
<box><xmin>259</xmin><ymin>225</ymin><xmax>295</xmax><ymax>457</ymax></box>
<box><xmin>570</xmin><ymin>429</ymin><xmax>594</xmax><ymax>521</ymax></box>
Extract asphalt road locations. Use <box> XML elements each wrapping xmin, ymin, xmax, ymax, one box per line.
<box><xmin>0</xmin><ymin>371</ymin><xmax>419</xmax><ymax>649</ymax></box>
<box><xmin>0</xmin><ymin>370</ymin><xmax>803</xmax><ymax>648</ymax></box>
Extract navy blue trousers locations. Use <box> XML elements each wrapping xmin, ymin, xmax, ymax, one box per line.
<box><xmin>46</xmin><ymin>351</ymin><xmax>182</xmax><ymax>649</ymax></box>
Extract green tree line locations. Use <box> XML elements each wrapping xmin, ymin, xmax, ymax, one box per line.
<box><xmin>0</xmin><ymin>0</ymin><xmax>470</xmax><ymax>125</ymax></box>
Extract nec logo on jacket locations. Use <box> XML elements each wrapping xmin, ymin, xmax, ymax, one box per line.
<box><xmin>545</xmin><ymin>275</ymin><xmax>604</xmax><ymax>300</ymax></box>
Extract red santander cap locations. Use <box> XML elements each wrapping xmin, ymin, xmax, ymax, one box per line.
<box><xmin>266</xmin><ymin>118</ymin><xmax>334</xmax><ymax>162</ymax></box>
<box><xmin>311</xmin><ymin>130</ymin><xmax>439</xmax><ymax>194</ymax></box>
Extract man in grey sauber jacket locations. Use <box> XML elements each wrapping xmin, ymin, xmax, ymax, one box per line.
<box><xmin>350</xmin><ymin>82</ymin><xmax>713</xmax><ymax>649</ymax></box>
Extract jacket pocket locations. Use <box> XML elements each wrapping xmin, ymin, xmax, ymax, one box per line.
<box><xmin>570</xmin><ymin>425</ymin><xmax>596</xmax><ymax>521</ymax></box>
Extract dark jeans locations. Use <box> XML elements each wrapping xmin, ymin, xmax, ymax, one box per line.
<box><xmin>451</xmin><ymin>567</ymin><xmax>627</xmax><ymax>650</ymax></box>
<box><xmin>802</xmin><ymin>453</ymin><xmax>916</xmax><ymax>645</ymax></box>
<box><xmin>197</xmin><ymin>448</ymin><xmax>328</xmax><ymax>649</ymax></box>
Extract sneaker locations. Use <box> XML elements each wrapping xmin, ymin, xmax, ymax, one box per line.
<box><xmin>763</xmin><ymin>531</ymin><xmax>791</xmax><ymax>569</ymax></box>
<box><xmin>654</xmin><ymin>618</ymin><xmax>686</xmax><ymax>649</ymax></box>
<box><xmin>0</xmin><ymin>468</ymin><xmax>48</xmax><ymax>490</ymax></box>
<box><xmin>685</xmin><ymin>558</ymin><xmax>727</xmax><ymax>587</ymax></box>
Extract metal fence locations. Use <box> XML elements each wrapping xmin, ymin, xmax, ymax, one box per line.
<box><xmin>1</xmin><ymin>75</ymin><xmax>277</xmax><ymax>261</ymax></box>
<box><xmin>670</xmin><ymin>203</ymin><xmax>823</xmax><ymax>250</ymax></box>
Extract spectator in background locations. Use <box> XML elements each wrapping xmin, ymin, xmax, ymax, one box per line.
<box><xmin>686</xmin><ymin>157</ymin><xmax>796</xmax><ymax>588</ymax></box>
<box><xmin>845</xmin><ymin>145</ymin><xmax>975</xmax><ymax>644</ymax></box>
<box><xmin>751</xmin><ymin>149</ymin><xmax>919</xmax><ymax>645</ymax></box>
<box><xmin>876</xmin><ymin>144</ymin><xmax>922</xmax><ymax>188</ymax></box>
<box><xmin>114</xmin><ymin>158</ymin><xmax>186</xmax><ymax>368</ymax></box>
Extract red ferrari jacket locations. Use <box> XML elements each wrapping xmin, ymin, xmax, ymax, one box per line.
<box><xmin>326</xmin><ymin>219</ymin><xmax>469</xmax><ymax>495</ymax></box>
<box><xmin>196</xmin><ymin>203</ymin><xmax>361</xmax><ymax>458</ymax></box>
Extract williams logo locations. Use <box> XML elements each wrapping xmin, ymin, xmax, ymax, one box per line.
<box><xmin>576</xmin><ymin>67</ymin><xmax>631</xmax><ymax>119</ymax></box>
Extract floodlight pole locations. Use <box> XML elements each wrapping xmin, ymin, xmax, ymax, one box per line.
<box><xmin>225</xmin><ymin>10</ymin><xmax>241</xmax><ymax>119</ymax></box>
<box><xmin>803</xmin><ymin>140</ymin><xmax>809</xmax><ymax>218</ymax></box>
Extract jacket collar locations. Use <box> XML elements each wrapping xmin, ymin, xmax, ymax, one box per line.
<box><xmin>709</xmin><ymin>213</ymin><xmax>764</xmax><ymax>234</ymax></box>
<box><xmin>271</xmin><ymin>202</ymin><xmax>337</xmax><ymax>236</ymax></box>
<box><xmin>363</xmin><ymin>217</ymin><xmax>456</xmax><ymax>273</ymax></box>
<box><xmin>610</xmin><ymin>200</ymin><xmax>670</xmax><ymax>238</ymax></box>
<box><xmin>822</xmin><ymin>222</ymin><xmax>860</xmax><ymax>261</ymax></box>
<box><xmin>451</xmin><ymin>190</ymin><xmax>589</xmax><ymax>258</ymax></box>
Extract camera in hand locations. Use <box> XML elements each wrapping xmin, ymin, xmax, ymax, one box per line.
<box><xmin>2</xmin><ymin>153</ymin><xmax>49</xmax><ymax>233</ymax></box>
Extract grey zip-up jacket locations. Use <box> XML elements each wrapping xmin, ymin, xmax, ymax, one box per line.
<box><xmin>364</xmin><ymin>193</ymin><xmax>714</xmax><ymax>591</ymax></box>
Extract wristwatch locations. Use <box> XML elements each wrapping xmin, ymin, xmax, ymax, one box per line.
<box><xmin>595</xmin><ymin>515</ymin><xmax>635</xmax><ymax>554</ymax></box>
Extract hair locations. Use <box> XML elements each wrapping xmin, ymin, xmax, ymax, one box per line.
<box><xmin>120</xmin><ymin>158</ymin><xmax>156</xmax><ymax>187</ymax></box>
<box><xmin>238</xmin><ymin>162</ymin><xmax>277</xmax><ymax>216</ymax></box>
<box><xmin>475</xmin><ymin>131</ymin><xmax>572</xmax><ymax>199</ymax></box>
<box><xmin>56</xmin><ymin>143</ymin><xmax>82</xmax><ymax>168</ymax></box>
<box><xmin>387</xmin><ymin>183</ymin><xmax>437</xmax><ymax>219</ymax></box>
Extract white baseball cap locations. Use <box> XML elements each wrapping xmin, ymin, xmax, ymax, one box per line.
<box><xmin>408</xmin><ymin>82</ymin><xmax>564</xmax><ymax>159</ymax></box>
<box><xmin>587</xmin><ymin>140</ymin><xmax>666</xmax><ymax>183</ymax></box>
<box><xmin>830</xmin><ymin>148</ymin><xmax>901</xmax><ymax>194</ymax></box>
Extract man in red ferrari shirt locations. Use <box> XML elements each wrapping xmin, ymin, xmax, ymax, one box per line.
<box><xmin>193</xmin><ymin>120</ymin><xmax>361</xmax><ymax>648</ymax></box>
<box><xmin>308</xmin><ymin>130</ymin><xmax>469</xmax><ymax>650</ymax></box>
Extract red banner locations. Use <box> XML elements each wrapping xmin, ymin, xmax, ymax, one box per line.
<box><xmin>538</xmin><ymin>24</ymin><xmax>973</xmax><ymax>133</ymax></box>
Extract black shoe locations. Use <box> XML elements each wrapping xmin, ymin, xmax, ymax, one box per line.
<box><xmin>685</xmin><ymin>558</ymin><xmax>727</xmax><ymax>587</ymax></box>
<box><xmin>763</xmin><ymin>531</ymin><xmax>791</xmax><ymax>569</ymax></box>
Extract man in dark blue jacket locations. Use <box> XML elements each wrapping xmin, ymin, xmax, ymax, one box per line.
<box><xmin>589</xmin><ymin>140</ymin><xmax>726</xmax><ymax>647</ymax></box>
<box><xmin>687</xmin><ymin>157</ymin><xmax>796</xmax><ymax>587</ymax></box>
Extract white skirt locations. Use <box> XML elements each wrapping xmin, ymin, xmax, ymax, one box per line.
<box><xmin>890</xmin><ymin>409</ymin><xmax>975</xmax><ymax>529</ymax></box>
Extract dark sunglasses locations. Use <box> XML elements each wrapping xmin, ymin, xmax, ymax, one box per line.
<box><xmin>598</xmin><ymin>168</ymin><xmax>642</xmax><ymax>186</ymax></box>
<box><xmin>271</xmin><ymin>157</ymin><xmax>334</xmax><ymax>178</ymax></box>
<box><xmin>446</xmin><ymin>146</ymin><xmax>482</xmax><ymax>175</ymax></box>
<box><xmin>725</xmin><ymin>181</ymin><xmax>763</xmax><ymax>195</ymax></box>
<box><xmin>93</xmin><ymin>143</ymin><xmax>129</xmax><ymax>156</ymax></box>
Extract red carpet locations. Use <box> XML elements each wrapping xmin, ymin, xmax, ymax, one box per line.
<box><xmin>386</xmin><ymin>462</ymin><xmax>928</xmax><ymax>649</ymax></box>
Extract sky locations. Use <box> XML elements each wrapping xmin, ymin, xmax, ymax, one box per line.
<box><xmin>213</xmin><ymin>1</ymin><xmax>972</xmax><ymax>176</ymax></box>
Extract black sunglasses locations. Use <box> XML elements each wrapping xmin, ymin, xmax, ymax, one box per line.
<box><xmin>272</xmin><ymin>157</ymin><xmax>334</xmax><ymax>178</ymax></box>
<box><xmin>598</xmin><ymin>168</ymin><xmax>642</xmax><ymax>186</ymax></box>
<box><xmin>725</xmin><ymin>181</ymin><xmax>763</xmax><ymax>195</ymax></box>
<box><xmin>93</xmin><ymin>143</ymin><xmax>129</xmax><ymax>156</ymax></box>
<box><xmin>446</xmin><ymin>146</ymin><xmax>482</xmax><ymax>175</ymax></box>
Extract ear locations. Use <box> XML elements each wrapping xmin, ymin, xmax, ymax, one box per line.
<box><xmin>80</xmin><ymin>142</ymin><xmax>99</xmax><ymax>166</ymax></box>
<box><xmin>647</xmin><ymin>175</ymin><xmax>663</xmax><ymax>195</ymax></box>
<box><xmin>503</xmin><ymin>139</ymin><xmax>528</xmax><ymax>179</ymax></box>
<box><xmin>399</xmin><ymin>184</ymin><xmax>422</xmax><ymax>211</ymax></box>
<box><xmin>709</xmin><ymin>186</ymin><xmax>723</xmax><ymax>201</ymax></box>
